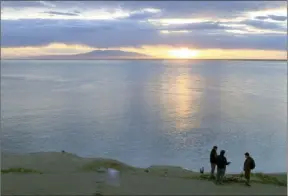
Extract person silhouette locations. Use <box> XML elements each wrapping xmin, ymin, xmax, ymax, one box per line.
<box><xmin>216</xmin><ymin>150</ymin><xmax>231</xmax><ymax>184</ymax></box>
<box><xmin>210</xmin><ymin>146</ymin><xmax>218</xmax><ymax>179</ymax></box>
<box><xmin>243</xmin><ymin>152</ymin><xmax>255</xmax><ymax>186</ymax></box>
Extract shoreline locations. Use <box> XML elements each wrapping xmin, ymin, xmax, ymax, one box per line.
<box><xmin>2</xmin><ymin>59</ymin><xmax>287</xmax><ymax>61</ymax></box>
<box><xmin>1</xmin><ymin>151</ymin><xmax>287</xmax><ymax>196</ymax></box>
<box><xmin>2</xmin><ymin>151</ymin><xmax>286</xmax><ymax>175</ymax></box>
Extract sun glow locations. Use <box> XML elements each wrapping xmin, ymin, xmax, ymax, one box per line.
<box><xmin>168</xmin><ymin>48</ymin><xmax>199</xmax><ymax>59</ymax></box>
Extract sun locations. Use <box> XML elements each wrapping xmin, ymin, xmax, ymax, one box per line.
<box><xmin>168</xmin><ymin>48</ymin><xmax>199</xmax><ymax>59</ymax></box>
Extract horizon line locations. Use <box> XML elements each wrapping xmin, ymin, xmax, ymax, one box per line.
<box><xmin>2</xmin><ymin>58</ymin><xmax>287</xmax><ymax>61</ymax></box>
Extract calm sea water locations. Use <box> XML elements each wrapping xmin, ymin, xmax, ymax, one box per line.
<box><xmin>1</xmin><ymin>60</ymin><xmax>287</xmax><ymax>173</ymax></box>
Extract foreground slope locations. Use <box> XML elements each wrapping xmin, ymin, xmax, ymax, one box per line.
<box><xmin>1</xmin><ymin>152</ymin><xmax>287</xmax><ymax>195</ymax></box>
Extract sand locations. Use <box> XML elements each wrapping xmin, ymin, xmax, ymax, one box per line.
<box><xmin>1</xmin><ymin>152</ymin><xmax>287</xmax><ymax>195</ymax></box>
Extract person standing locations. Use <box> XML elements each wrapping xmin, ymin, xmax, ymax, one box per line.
<box><xmin>216</xmin><ymin>150</ymin><xmax>230</xmax><ymax>184</ymax></box>
<box><xmin>210</xmin><ymin>146</ymin><xmax>218</xmax><ymax>179</ymax></box>
<box><xmin>243</xmin><ymin>152</ymin><xmax>255</xmax><ymax>186</ymax></box>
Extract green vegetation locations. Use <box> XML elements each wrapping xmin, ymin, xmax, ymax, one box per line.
<box><xmin>183</xmin><ymin>173</ymin><xmax>287</xmax><ymax>187</ymax></box>
<box><xmin>1</xmin><ymin>168</ymin><xmax>43</xmax><ymax>174</ymax></box>
<box><xmin>197</xmin><ymin>174</ymin><xmax>246</xmax><ymax>183</ymax></box>
<box><xmin>253</xmin><ymin>173</ymin><xmax>287</xmax><ymax>187</ymax></box>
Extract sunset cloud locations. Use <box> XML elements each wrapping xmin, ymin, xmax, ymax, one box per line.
<box><xmin>1</xmin><ymin>1</ymin><xmax>287</xmax><ymax>59</ymax></box>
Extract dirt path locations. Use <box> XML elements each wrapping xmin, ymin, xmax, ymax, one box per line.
<box><xmin>2</xmin><ymin>172</ymin><xmax>286</xmax><ymax>195</ymax></box>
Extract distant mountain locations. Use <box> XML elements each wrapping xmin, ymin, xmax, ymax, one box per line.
<box><xmin>73</xmin><ymin>50</ymin><xmax>148</xmax><ymax>58</ymax></box>
<box><xmin>20</xmin><ymin>50</ymin><xmax>150</xmax><ymax>60</ymax></box>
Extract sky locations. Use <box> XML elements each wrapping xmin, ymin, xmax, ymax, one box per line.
<box><xmin>1</xmin><ymin>1</ymin><xmax>287</xmax><ymax>59</ymax></box>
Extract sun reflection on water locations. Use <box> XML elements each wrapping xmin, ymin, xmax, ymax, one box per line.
<box><xmin>159</xmin><ymin>67</ymin><xmax>204</xmax><ymax>131</ymax></box>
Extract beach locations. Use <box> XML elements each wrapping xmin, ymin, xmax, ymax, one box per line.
<box><xmin>1</xmin><ymin>151</ymin><xmax>287</xmax><ymax>195</ymax></box>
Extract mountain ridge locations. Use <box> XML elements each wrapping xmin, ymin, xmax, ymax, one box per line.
<box><xmin>13</xmin><ymin>50</ymin><xmax>150</xmax><ymax>60</ymax></box>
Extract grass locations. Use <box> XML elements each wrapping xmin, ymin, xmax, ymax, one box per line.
<box><xmin>183</xmin><ymin>173</ymin><xmax>287</xmax><ymax>187</ymax></box>
<box><xmin>253</xmin><ymin>173</ymin><xmax>287</xmax><ymax>187</ymax></box>
<box><xmin>1</xmin><ymin>168</ymin><xmax>43</xmax><ymax>174</ymax></box>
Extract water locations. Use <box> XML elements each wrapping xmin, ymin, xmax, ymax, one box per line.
<box><xmin>1</xmin><ymin>60</ymin><xmax>286</xmax><ymax>173</ymax></box>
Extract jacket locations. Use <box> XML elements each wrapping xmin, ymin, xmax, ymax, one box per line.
<box><xmin>210</xmin><ymin>149</ymin><xmax>217</xmax><ymax>164</ymax></box>
<box><xmin>244</xmin><ymin>157</ymin><xmax>254</xmax><ymax>171</ymax></box>
<box><xmin>216</xmin><ymin>155</ymin><xmax>229</xmax><ymax>169</ymax></box>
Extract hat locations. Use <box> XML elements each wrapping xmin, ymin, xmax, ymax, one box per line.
<box><xmin>245</xmin><ymin>152</ymin><xmax>250</xmax><ymax>156</ymax></box>
<box><xmin>220</xmin><ymin>150</ymin><xmax>225</xmax><ymax>154</ymax></box>
<box><xmin>213</xmin><ymin>146</ymin><xmax>218</xmax><ymax>149</ymax></box>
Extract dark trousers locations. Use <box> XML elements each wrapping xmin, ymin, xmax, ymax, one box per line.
<box><xmin>244</xmin><ymin>169</ymin><xmax>251</xmax><ymax>184</ymax></box>
<box><xmin>210</xmin><ymin>163</ymin><xmax>216</xmax><ymax>177</ymax></box>
<box><xmin>216</xmin><ymin>168</ymin><xmax>226</xmax><ymax>183</ymax></box>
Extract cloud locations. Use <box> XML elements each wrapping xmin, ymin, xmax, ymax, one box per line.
<box><xmin>160</xmin><ymin>22</ymin><xmax>227</xmax><ymax>31</ymax></box>
<box><xmin>1</xmin><ymin>18</ymin><xmax>286</xmax><ymax>51</ymax></box>
<box><xmin>1</xmin><ymin>1</ymin><xmax>46</xmax><ymax>8</ymax></box>
<box><xmin>268</xmin><ymin>15</ymin><xmax>287</xmax><ymax>21</ymax></box>
<box><xmin>101</xmin><ymin>1</ymin><xmax>286</xmax><ymax>19</ymax></box>
<box><xmin>241</xmin><ymin>19</ymin><xmax>286</xmax><ymax>30</ymax></box>
<box><xmin>128</xmin><ymin>12</ymin><xmax>159</xmax><ymax>20</ymax></box>
<box><xmin>1</xmin><ymin>1</ymin><xmax>287</xmax><ymax>54</ymax></box>
<box><xmin>2</xmin><ymin>1</ymin><xmax>286</xmax><ymax>19</ymax></box>
<box><xmin>255</xmin><ymin>16</ymin><xmax>269</xmax><ymax>20</ymax></box>
<box><xmin>39</xmin><ymin>1</ymin><xmax>56</xmax><ymax>8</ymax></box>
<box><xmin>43</xmin><ymin>11</ymin><xmax>80</xmax><ymax>16</ymax></box>
<box><xmin>255</xmin><ymin>15</ymin><xmax>287</xmax><ymax>21</ymax></box>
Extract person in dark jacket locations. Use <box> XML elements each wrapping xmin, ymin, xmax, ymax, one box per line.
<box><xmin>243</xmin><ymin>152</ymin><xmax>255</xmax><ymax>186</ymax></box>
<box><xmin>210</xmin><ymin>146</ymin><xmax>218</xmax><ymax>178</ymax></box>
<box><xmin>216</xmin><ymin>150</ymin><xmax>230</xmax><ymax>184</ymax></box>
